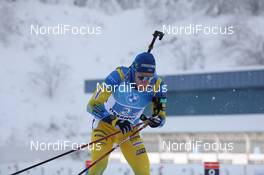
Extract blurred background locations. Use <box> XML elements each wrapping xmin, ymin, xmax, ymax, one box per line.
<box><xmin>0</xmin><ymin>0</ymin><xmax>264</xmax><ymax>174</ymax></box>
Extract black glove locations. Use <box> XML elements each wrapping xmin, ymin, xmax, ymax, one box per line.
<box><xmin>148</xmin><ymin>116</ymin><xmax>164</xmax><ymax>128</ymax></box>
<box><xmin>115</xmin><ymin>120</ymin><xmax>132</xmax><ymax>134</ymax></box>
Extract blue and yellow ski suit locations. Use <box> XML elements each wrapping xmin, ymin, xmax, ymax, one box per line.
<box><xmin>87</xmin><ymin>66</ymin><xmax>166</xmax><ymax>175</ymax></box>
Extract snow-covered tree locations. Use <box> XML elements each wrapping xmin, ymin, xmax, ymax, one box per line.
<box><xmin>0</xmin><ymin>1</ymin><xmax>19</xmax><ymax>46</ymax></box>
<box><xmin>221</xmin><ymin>20</ymin><xmax>264</xmax><ymax>66</ymax></box>
<box><xmin>143</xmin><ymin>0</ymin><xmax>192</xmax><ymax>25</ymax></box>
<box><xmin>30</xmin><ymin>56</ymin><xmax>71</xmax><ymax>98</ymax></box>
<box><xmin>194</xmin><ymin>0</ymin><xmax>264</xmax><ymax>16</ymax></box>
<box><xmin>168</xmin><ymin>37</ymin><xmax>205</xmax><ymax>70</ymax></box>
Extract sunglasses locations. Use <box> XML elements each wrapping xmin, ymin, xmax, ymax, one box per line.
<box><xmin>136</xmin><ymin>75</ymin><xmax>153</xmax><ymax>82</ymax></box>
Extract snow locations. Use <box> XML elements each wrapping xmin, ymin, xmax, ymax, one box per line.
<box><xmin>0</xmin><ymin>0</ymin><xmax>264</xmax><ymax>173</ymax></box>
<box><xmin>1</xmin><ymin>160</ymin><xmax>264</xmax><ymax>175</ymax></box>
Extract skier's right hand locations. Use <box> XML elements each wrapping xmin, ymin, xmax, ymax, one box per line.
<box><xmin>114</xmin><ymin>119</ymin><xmax>132</xmax><ymax>134</ymax></box>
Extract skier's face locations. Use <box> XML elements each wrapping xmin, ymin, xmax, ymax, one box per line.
<box><xmin>135</xmin><ymin>72</ymin><xmax>153</xmax><ymax>91</ymax></box>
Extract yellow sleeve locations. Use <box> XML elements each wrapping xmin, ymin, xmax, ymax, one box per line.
<box><xmin>87</xmin><ymin>67</ymin><xmax>125</xmax><ymax>114</ymax></box>
<box><xmin>152</xmin><ymin>77</ymin><xmax>166</xmax><ymax>119</ymax></box>
<box><xmin>152</xmin><ymin>97</ymin><xmax>166</xmax><ymax>118</ymax></box>
<box><xmin>87</xmin><ymin>83</ymin><xmax>112</xmax><ymax>115</ymax></box>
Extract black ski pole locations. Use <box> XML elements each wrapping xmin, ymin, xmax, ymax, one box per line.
<box><xmin>10</xmin><ymin>122</ymin><xmax>144</xmax><ymax>175</ymax></box>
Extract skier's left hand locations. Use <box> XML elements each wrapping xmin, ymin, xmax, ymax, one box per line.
<box><xmin>148</xmin><ymin>116</ymin><xmax>165</xmax><ymax>128</ymax></box>
<box><xmin>115</xmin><ymin>119</ymin><xmax>133</xmax><ymax>134</ymax></box>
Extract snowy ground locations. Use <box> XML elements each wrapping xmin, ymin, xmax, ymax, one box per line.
<box><xmin>1</xmin><ymin>160</ymin><xmax>264</xmax><ymax>175</ymax></box>
<box><xmin>1</xmin><ymin>0</ymin><xmax>264</xmax><ymax>148</ymax></box>
<box><xmin>1</xmin><ymin>1</ymin><xmax>264</xmax><ymax>174</ymax></box>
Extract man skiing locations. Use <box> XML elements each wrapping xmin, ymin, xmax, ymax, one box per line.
<box><xmin>87</xmin><ymin>52</ymin><xmax>167</xmax><ymax>175</ymax></box>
